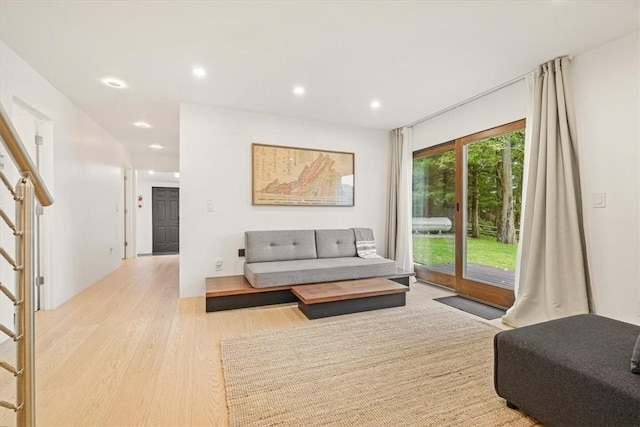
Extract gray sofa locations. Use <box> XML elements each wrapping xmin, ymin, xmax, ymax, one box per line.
<box><xmin>243</xmin><ymin>229</ymin><xmax>397</xmax><ymax>288</ymax></box>
<box><xmin>494</xmin><ymin>314</ymin><xmax>640</xmax><ymax>426</ymax></box>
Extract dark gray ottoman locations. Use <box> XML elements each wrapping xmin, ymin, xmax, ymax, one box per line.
<box><xmin>494</xmin><ymin>314</ymin><xmax>640</xmax><ymax>426</ymax></box>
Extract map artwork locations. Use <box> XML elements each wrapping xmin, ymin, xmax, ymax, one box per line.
<box><xmin>252</xmin><ymin>143</ymin><xmax>354</xmax><ymax>206</ymax></box>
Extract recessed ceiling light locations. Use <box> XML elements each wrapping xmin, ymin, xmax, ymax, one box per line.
<box><xmin>192</xmin><ymin>67</ymin><xmax>206</xmax><ymax>78</ymax></box>
<box><xmin>370</xmin><ymin>100</ymin><xmax>381</xmax><ymax>110</ymax></box>
<box><xmin>293</xmin><ymin>86</ymin><xmax>305</xmax><ymax>96</ymax></box>
<box><xmin>101</xmin><ymin>77</ymin><xmax>127</xmax><ymax>89</ymax></box>
<box><xmin>174</xmin><ymin>172</ymin><xmax>180</xmax><ymax>178</ymax></box>
<box><xmin>148</xmin><ymin>170</ymin><xmax>155</xmax><ymax>175</ymax></box>
<box><xmin>134</xmin><ymin>121</ymin><xmax>152</xmax><ymax>129</ymax></box>
<box><xmin>149</xmin><ymin>144</ymin><xmax>163</xmax><ymax>150</ymax></box>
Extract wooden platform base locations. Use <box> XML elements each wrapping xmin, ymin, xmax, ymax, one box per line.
<box><xmin>205</xmin><ymin>275</ymin><xmax>296</xmax><ymax>312</ymax></box>
<box><xmin>206</xmin><ymin>288</ymin><xmax>297</xmax><ymax>312</ymax></box>
<box><xmin>205</xmin><ymin>269</ymin><xmax>414</xmax><ymax>313</ymax></box>
<box><xmin>291</xmin><ymin>278</ymin><xmax>409</xmax><ymax>319</ymax></box>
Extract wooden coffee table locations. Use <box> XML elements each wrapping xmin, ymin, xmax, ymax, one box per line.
<box><xmin>291</xmin><ymin>277</ymin><xmax>409</xmax><ymax>319</ymax></box>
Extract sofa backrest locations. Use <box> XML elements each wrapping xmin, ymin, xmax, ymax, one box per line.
<box><xmin>315</xmin><ymin>229</ymin><xmax>356</xmax><ymax>258</ymax></box>
<box><xmin>245</xmin><ymin>230</ymin><xmax>317</xmax><ymax>263</ymax></box>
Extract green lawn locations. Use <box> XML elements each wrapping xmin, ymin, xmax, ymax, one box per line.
<box><xmin>413</xmin><ymin>234</ymin><xmax>517</xmax><ymax>270</ymax></box>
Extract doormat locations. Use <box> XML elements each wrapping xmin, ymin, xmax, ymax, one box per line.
<box><xmin>434</xmin><ymin>296</ymin><xmax>506</xmax><ymax>320</ymax></box>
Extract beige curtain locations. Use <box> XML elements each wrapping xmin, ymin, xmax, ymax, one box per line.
<box><xmin>503</xmin><ymin>57</ymin><xmax>591</xmax><ymax>328</ymax></box>
<box><xmin>387</xmin><ymin>127</ymin><xmax>413</xmax><ymax>272</ymax></box>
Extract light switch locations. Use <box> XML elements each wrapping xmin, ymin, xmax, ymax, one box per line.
<box><xmin>593</xmin><ymin>192</ymin><xmax>606</xmax><ymax>208</ymax></box>
<box><xmin>207</xmin><ymin>200</ymin><xmax>215</xmax><ymax>212</ymax></box>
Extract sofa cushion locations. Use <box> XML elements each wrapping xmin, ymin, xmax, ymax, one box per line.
<box><xmin>315</xmin><ymin>229</ymin><xmax>357</xmax><ymax>258</ymax></box>
<box><xmin>244</xmin><ymin>257</ymin><xmax>397</xmax><ymax>288</ymax></box>
<box><xmin>245</xmin><ymin>230</ymin><xmax>317</xmax><ymax>263</ymax></box>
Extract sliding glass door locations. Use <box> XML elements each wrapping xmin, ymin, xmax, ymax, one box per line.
<box><xmin>413</xmin><ymin>120</ymin><xmax>525</xmax><ymax>308</ymax></box>
<box><xmin>412</xmin><ymin>143</ymin><xmax>456</xmax><ymax>289</ymax></box>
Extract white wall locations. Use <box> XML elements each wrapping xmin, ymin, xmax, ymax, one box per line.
<box><xmin>413</xmin><ymin>80</ymin><xmax>527</xmax><ymax>151</ymax></box>
<box><xmin>0</xmin><ymin>41</ymin><xmax>132</xmax><ymax>312</ymax></box>
<box><xmin>135</xmin><ymin>172</ymin><xmax>179</xmax><ymax>255</ymax></box>
<box><xmin>412</xmin><ymin>31</ymin><xmax>640</xmax><ymax>325</ymax></box>
<box><xmin>179</xmin><ymin>104</ymin><xmax>390</xmax><ymax>297</ymax></box>
<box><xmin>572</xmin><ymin>31</ymin><xmax>640</xmax><ymax>325</ymax></box>
<box><xmin>132</xmin><ymin>152</ymin><xmax>179</xmax><ymax>173</ymax></box>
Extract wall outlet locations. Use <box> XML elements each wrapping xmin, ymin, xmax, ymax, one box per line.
<box><xmin>238</xmin><ymin>248</ymin><xmax>245</xmax><ymax>257</ymax></box>
<box><xmin>215</xmin><ymin>259</ymin><xmax>223</xmax><ymax>271</ymax></box>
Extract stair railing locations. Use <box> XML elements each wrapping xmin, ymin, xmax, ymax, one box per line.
<box><xmin>0</xmin><ymin>103</ymin><xmax>53</xmax><ymax>427</ymax></box>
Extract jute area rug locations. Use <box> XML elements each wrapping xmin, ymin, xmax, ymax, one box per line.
<box><xmin>221</xmin><ymin>305</ymin><xmax>540</xmax><ymax>426</ymax></box>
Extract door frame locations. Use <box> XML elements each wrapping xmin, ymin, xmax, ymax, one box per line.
<box><xmin>413</xmin><ymin>141</ymin><xmax>457</xmax><ymax>291</ymax></box>
<box><xmin>121</xmin><ymin>165</ymin><xmax>132</xmax><ymax>259</ymax></box>
<box><xmin>455</xmin><ymin>119</ymin><xmax>524</xmax><ymax>307</ymax></box>
<box><xmin>413</xmin><ymin>119</ymin><xmax>525</xmax><ymax>308</ymax></box>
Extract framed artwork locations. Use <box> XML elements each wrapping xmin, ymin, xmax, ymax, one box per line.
<box><xmin>252</xmin><ymin>143</ymin><xmax>354</xmax><ymax>206</ymax></box>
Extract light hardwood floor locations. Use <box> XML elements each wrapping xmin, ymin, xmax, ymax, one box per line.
<box><xmin>0</xmin><ymin>255</ymin><xmax>505</xmax><ymax>426</ymax></box>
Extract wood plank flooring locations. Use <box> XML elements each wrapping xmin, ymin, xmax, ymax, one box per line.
<box><xmin>0</xmin><ymin>255</ymin><xmax>505</xmax><ymax>426</ymax></box>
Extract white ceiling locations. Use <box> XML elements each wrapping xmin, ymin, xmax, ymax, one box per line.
<box><xmin>1</xmin><ymin>1</ymin><xmax>638</xmax><ymax>156</ymax></box>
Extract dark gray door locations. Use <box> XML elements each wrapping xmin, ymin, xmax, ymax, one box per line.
<box><xmin>152</xmin><ymin>187</ymin><xmax>179</xmax><ymax>253</ymax></box>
